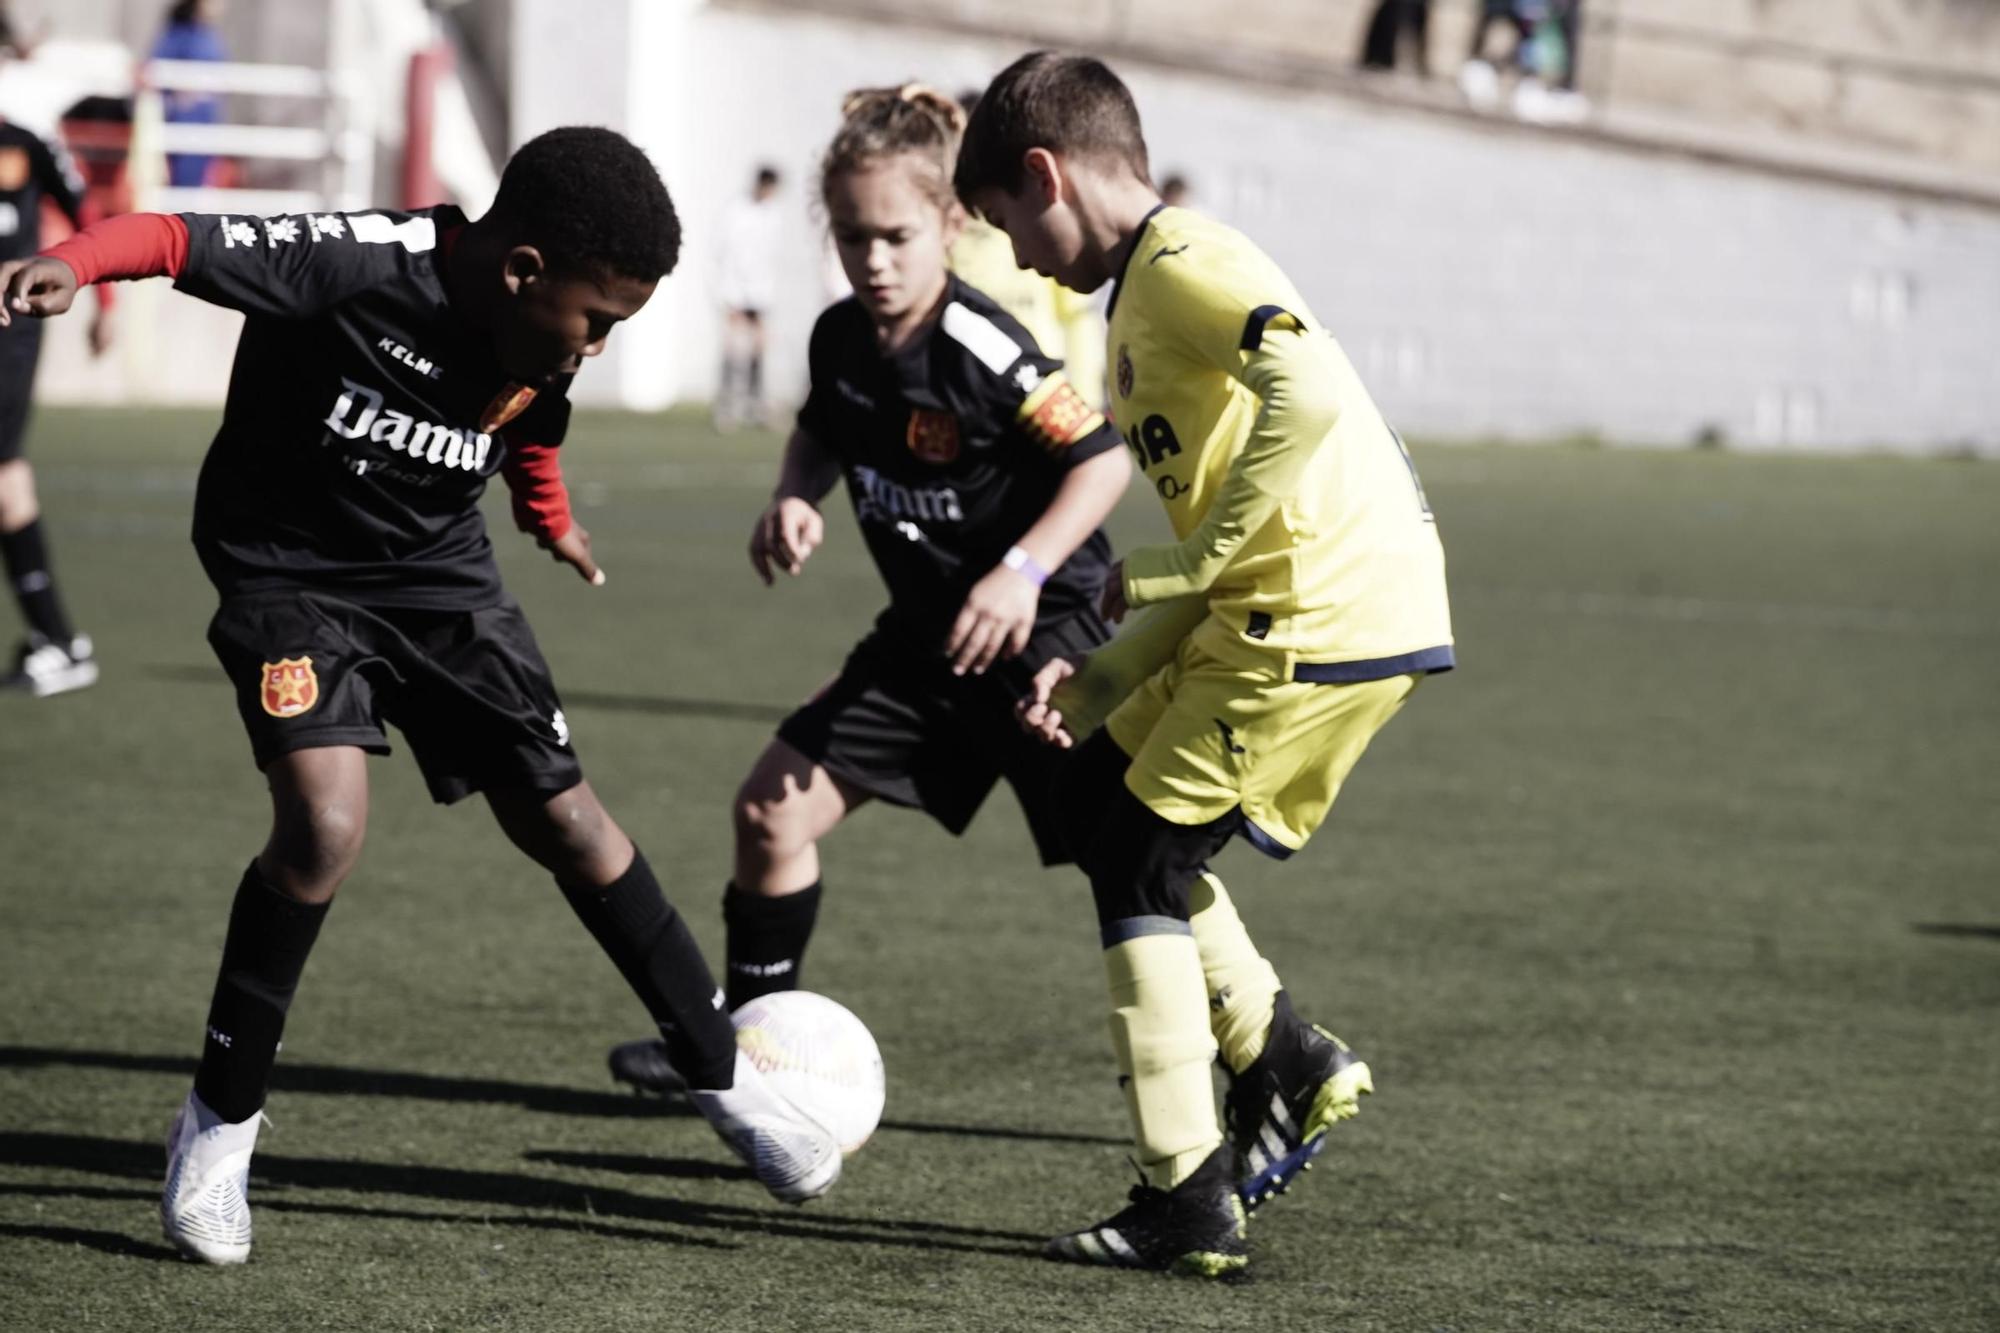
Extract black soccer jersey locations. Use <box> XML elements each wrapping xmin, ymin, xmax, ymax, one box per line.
<box><xmin>0</xmin><ymin>120</ymin><xmax>87</xmax><ymax>261</ymax></box>
<box><xmin>175</xmin><ymin>206</ymin><xmax>571</xmax><ymax>610</ymax></box>
<box><xmin>797</xmin><ymin>275</ymin><xmax>1120</xmax><ymax>642</ymax></box>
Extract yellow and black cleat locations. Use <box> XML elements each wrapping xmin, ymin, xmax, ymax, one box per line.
<box><xmin>1045</xmin><ymin>1145</ymin><xmax>1249</xmax><ymax>1278</ymax></box>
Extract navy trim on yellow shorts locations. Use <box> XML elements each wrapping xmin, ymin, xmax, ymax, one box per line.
<box><xmin>1239</xmin><ymin>819</ymin><xmax>1298</xmax><ymax>862</ymax></box>
<box><xmin>1100</xmin><ymin>914</ymin><xmax>1194</xmax><ymax>948</ymax></box>
<box><xmin>1293</xmin><ymin>644</ymin><xmax>1456</xmax><ymax>684</ymax></box>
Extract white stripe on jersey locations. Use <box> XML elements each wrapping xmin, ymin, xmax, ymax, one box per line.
<box><xmin>940</xmin><ymin>301</ymin><xmax>1022</xmax><ymax>375</ymax></box>
<box><xmin>350</xmin><ymin>214</ymin><xmax>438</xmax><ymax>253</ymax></box>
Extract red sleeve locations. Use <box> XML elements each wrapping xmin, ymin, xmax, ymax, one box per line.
<box><xmin>39</xmin><ymin>213</ymin><xmax>190</xmax><ymax>287</ymax></box>
<box><xmin>501</xmin><ymin>441</ymin><xmax>573</xmax><ymax>541</ymax></box>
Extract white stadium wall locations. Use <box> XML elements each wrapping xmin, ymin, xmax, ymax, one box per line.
<box><xmin>31</xmin><ymin>0</ymin><xmax>2000</xmax><ymax>454</ymax></box>
<box><xmin>500</xmin><ymin>1</ymin><xmax>2000</xmax><ymax>454</ymax></box>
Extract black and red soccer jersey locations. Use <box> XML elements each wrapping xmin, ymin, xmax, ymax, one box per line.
<box><xmin>0</xmin><ymin>119</ymin><xmax>87</xmax><ymax>260</ymax></box>
<box><xmin>165</xmin><ymin>206</ymin><xmax>571</xmax><ymax>609</ymax></box>
<box><xmin>797</xmin><ymin>274</ymin><xmax>1120</xmax><ymax>642</ymax></box>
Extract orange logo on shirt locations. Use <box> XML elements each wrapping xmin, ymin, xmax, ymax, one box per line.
<box><xmin>260</xmin><ymin>657</ymin><xmax>320</xmax><ymax>718</ymax></box>
<box><xmin>906</xmin><ymin>409</ymin><xmax>960</xmax><ymax>464</ymax></box>
<box><xmin>0</xmin><ymin>148</ymin><xmax>28</xmax><ymax>192</ymax></box>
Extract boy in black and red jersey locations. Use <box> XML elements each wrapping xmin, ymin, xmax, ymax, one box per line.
<box><xmin>0</xmin><ymin>127</ymin><xmax>843</xmax><ymax>1265</ymax></box>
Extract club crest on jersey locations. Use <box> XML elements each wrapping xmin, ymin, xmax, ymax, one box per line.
<box><xmin>1117</xmin><ymin>344</ymin><xmax>1134</xmax><ymax>399</ymax></box>
<box><xmin>0</xmin><ymin>147</ymin><xmax>27</xmax><ymax>191</ymax></box>
<box><xmin>906</xmin><ymin>408</ymin><xmax>960</xmax><ymax>464</ymax></box>
<box><xmin>480</xmin><ymin>382</ymin><xmax>538</xmax><ymax>434</ymax></box>
<box><xmin>260</xmin><ymin>657</ymin><xmax>319</xmax><ymax>718</ymax></box>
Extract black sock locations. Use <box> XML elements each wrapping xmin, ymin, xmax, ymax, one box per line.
<box><xmin>745</xmin><ymin>353</ymin><xmax>763</xmax><ymax>406</ymax></box>
<box><xmin>722</xmin><ymin>881</ymin><xmax>822</xmax><ymax>1011</ymax></box>
<box><xmin>1</xmin><ymin>520</ymin><xmax>74</xmax><ymax>645</ymax></box>
<box><xmin>193</xmin><ymin>862</ymin><xmax>330</xmax><ymax>1123</ymax></box>
<box><xmin>559</xmin><ymin>849</ymin><xmax>737</xmax><ymax>1090</ymax></box>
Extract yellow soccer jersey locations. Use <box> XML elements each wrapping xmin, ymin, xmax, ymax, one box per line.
<box><xmin>1106</xmin><ymin>206</ymin><xmax>1453</xmax><ymax>682</ymax></box>
<box><xmin>952</xmin><ymin>218</ymin><xmax>1106</xmax><ymax>405</ymax></box>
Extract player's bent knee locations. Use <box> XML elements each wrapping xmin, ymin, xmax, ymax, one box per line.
<box><xmin>732</xmin><ymin>787</ymin><xmax>818</xmax><ymax>862</ymax></box>
<box><xmin>263</xmin><ymin>799</ymin><xmax>366</xmax><ymax>896</ymax></box>
<box><xmin>492</xmin><ymin>782</ymin><xmax>634</xmax><ymax>884</ymax></box>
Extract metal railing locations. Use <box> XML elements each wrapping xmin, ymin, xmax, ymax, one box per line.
<box><xmin>137</xmin><ymin>57</ymin><xmax>374</xmax><ymax>216</ymax></box>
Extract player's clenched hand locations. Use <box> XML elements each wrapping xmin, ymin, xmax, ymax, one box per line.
<box><xmin>749</xmin><ymin>496</ymin><xmax>823</xmax><ymax>585</ymax></box>
<box><xmin>1099</xmin><ymin>559</ymin><xmax>1130</xmax><ymax>624</ymax></box>
<box><xmin>0</xmin><ymin>257</ymin><xmax>81</xmax><ymax>326</ymax></box>
<box><xmin>948</xmin><ymin>564</ymin><xmax>1039</xmax><ymax>677</ymax></box>
<box><xmin>1017</xmin><ymin>655</ymin><xmax>1077</xmax><ymax>748</ymax></box>
<box><xmin>543</xmin><ymin>523</ymin><xmax>606</xmax><ymax>586</ymax></box>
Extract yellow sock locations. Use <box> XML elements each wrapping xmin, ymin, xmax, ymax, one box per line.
<box><xmin>1189</xmin><ymin>872</ymin><xmax>1281</xmax><ymax>1076</ymax></box>
<box><xmin>1103</xmin><ymin>923</ymin><xmax>1223</xmax><ymax>1189</ymax></box>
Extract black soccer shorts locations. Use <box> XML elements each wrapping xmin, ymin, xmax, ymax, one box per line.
<box><xmin>0</xmin><ymin>319</ymin><xmax>43</xmax><ymax>464</ymax></box>
<box><xmin>775</xmin><ymin>609</ymin><xmax>1110</xmax><ymax>866</ymax></box>
<box><xmin>207</xmin><ymin>590</ymin><xmax>583</xmax><ymax>804</ymax></box>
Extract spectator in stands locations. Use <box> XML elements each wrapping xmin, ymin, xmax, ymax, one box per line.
<box><xmin>1359</xmin><ymin>0</ymin><xmax>1431</xmax><ymax>77</ymax></box>
<box><xmin>715</xmin><ymin>164</ymin><xmax>783</xmax><ymax>430</ymax></box>
<box><xmin>1459</xmin><ymin>0</ymin><xmax>1587</xmax><ymax>123</ymax></box>
<box><xmin>1458</xmin><ymin>0</ymin><xmax>1529</xmax><ymax>108</ymax></box>
<box><xmin>151</xmin><ymin>0</ymin><xmax>228</xmax><ymax>190</ymax></box>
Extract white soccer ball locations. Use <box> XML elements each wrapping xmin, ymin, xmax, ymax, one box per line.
<box><xmin>731</xmin><ymin>990</ymin><xmax>885</xmax><ymax>1155</ymax></box>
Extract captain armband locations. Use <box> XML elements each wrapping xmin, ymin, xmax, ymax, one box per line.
<box><xmin>1016</xmin><ymin>371</ymin><xmax>1106</xmax><ymax>455</ymax></box>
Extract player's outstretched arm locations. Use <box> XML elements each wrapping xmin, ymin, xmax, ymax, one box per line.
<box><xmin>750</xmin><ymin>429</ymin><xmax>839</xmax><ymax>585</ymax></box>
<box><xmin>1</xmin><ymin>213</ymin><xmax>190</xmax><ymax>330</ymax></box>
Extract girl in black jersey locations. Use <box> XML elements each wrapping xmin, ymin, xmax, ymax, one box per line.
<box><xmin>610</xmin><ymin>85</ymin><xmax>1132</xmax><ymax>1087</ymax></box>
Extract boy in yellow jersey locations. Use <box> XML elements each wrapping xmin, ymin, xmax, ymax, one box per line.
<box><xmin>956</xmin><ymin>52</ymin><xmax>1453</xmax><ymax>1276</ymax></box>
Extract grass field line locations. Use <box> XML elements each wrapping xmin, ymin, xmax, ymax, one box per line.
<box><xmin>1463</xmin><ymin>583</ymin><xmax>1996</xmax><ymax>637</ymax></box>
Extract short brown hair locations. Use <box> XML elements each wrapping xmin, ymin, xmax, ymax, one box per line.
<box><xmin>821</xmin><ymin>83</ymin><xmax>966</xmax><ymax>214</ymax></box>
<box><xmin>954</xmin><ymin>52</ymin><xmax>1152</xmax><ymax>204</ymax></box>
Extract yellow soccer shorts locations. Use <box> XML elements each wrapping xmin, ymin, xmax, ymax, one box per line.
<box><xmin>1103</xmin><ymin>638</ymin><xmax>1419</xmax><ymax>857</ymax></box>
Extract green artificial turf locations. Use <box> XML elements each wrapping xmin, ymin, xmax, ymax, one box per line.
<box><xmin>1</xmin><ymin>409</ymin><xmax>1995</xmax><ymax>1331</ymax></box>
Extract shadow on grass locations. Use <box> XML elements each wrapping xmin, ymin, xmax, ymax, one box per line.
<box><xmin>1911</xmin><ymin>922</ymin><xmax>2000</xmax><ymax>942</ymax></box>
<box><xmin>141</xmin><ymin>664</ymin><xmax>792</xmax><ymax>725</ymax></box>
<box><xmin>0</xmin><ymin>1132</ymin><xmax>1039</xmax><ymax>1259</ymax></box>
<box><xmin>0</xmin><ymin>1046</ymin><xmax>1125</xmax><ymax>1146</ymax></box>
<box><xmin>0</xmin><ymin>1221</ymin><xmax>180</xmax><ymax>1262</ymax></box>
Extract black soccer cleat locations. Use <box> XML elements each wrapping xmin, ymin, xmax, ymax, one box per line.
<box><xmin>608</xmin><ymin>1038</ymin><xmax>689</xmax><ymax>1098</ymax></box>
<box><xmin>1044</xmin><ymin>1144</ymin><xmax>1249</xmax><ymax>1277</ymax></box>
<box><xmin>1225</xmin><ymin>991</ymin><xmax>1374</xmax><ymax>1214</ymax></box>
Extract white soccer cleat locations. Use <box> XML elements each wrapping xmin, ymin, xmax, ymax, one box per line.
<box><xmin>3</xmin><ymin>634</ymin><xmax>98</xmax><ymax>698</ymax></box>
<box><xmin>161</xmin><ymin>1090</ymin><xmax>262</xmax><ymax>1264</ymax></box>
<box><xmin>688</xmin><ymin>1051</ymin><xmax>842</xmax><ymax>1204</ymax></box>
